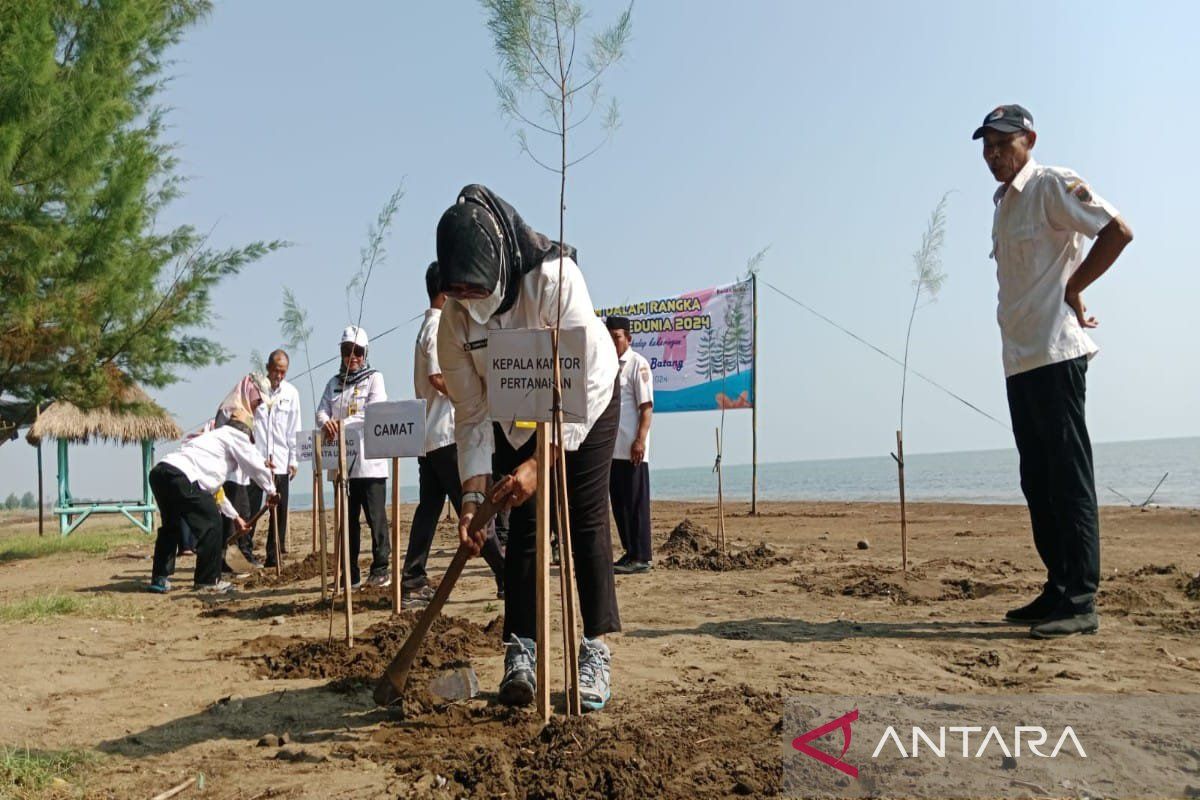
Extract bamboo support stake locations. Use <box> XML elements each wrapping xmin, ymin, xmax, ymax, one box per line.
<box><xmin>551</xmin><ymin>332</ymin><xmax>581</xmax><ymax>715</ymax></box>
<box><xmin>751</xmin><ymin>273</ymin><xmax>759</xmax><ymax>517</ymax></box>
<box><xmin>338</xmin><ymin>421</ymin><xmax>353</xmax><ymax>645</ymax></box>
<box><xmin>715</xmin><ymin>428</ymin><xmax>726</xmax><ymax>555</ymax></box>
<box><xmin>895</xmin><ymin>429</ymin><xmax>908</xmax><ymax>574</ymax></box>
<box><xmin>331</xmin><ymin>481</ymin><xmax>342</xmax><ymax>596</ymax></box>
<box><xmin>535</xmin><ymin>422</ymin><xmax>552</xmax><ymax>723</ymax></box>
<box><xmin>314</xmin><ymin>431</ymin><xmax>328</xmax><ymax>600</ymax></box>
<box><xmin>391</xmin><ymin>456</ymin><xmax>401</xmax><ymax>615</ymax></box>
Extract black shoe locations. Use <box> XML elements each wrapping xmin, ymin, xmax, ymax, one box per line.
<box><xmin>1030</xmin><ymin>610</ymin><xmax>1099</xmax><ymax>639</ymax></box>
<box><xmin>1004</xmin><ymin>592</ymin><xmax>1060</xmax><ymax>624</ymax></box>
<box><xmin>614</xmin><ymin>559</ymin><xmax>652</xmax><ymax>575</ymax></box>
<box><xmin>613</xmin><ymin>553</ymin><xmax>633</xmax><ymax>568</ymax></box>
<box><xmin>264</xmin><ymin>560</ymin><xmax>278</xmax><ymax>569</ymax></box>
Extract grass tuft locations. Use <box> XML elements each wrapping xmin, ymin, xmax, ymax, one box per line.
<box><xmin>0</xmin><ymin>746</ymin><xmax>98</xmax><ymax>798</ymax></box>
<box><xmin>0</xmin><ymin>530</ymin><xmax>146</xmax><ymax>565</ymax></box>
<box><xmin>0</xmin><ymin>593</ymin><xmax>139</xmax><ymax>624</ymax></box>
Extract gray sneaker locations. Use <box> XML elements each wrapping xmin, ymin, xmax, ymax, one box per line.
<box><xmin>402</xmin><ymin>584</ymin><xmax>435</xmax><ymax>610</ymax></box>
<box><xmin>195</xmin><ymin>580</ymin><xmax>235</xmax><ymax>595</ymax></box>
<box><xmin>364</xmin><ymin>572</ymin><xmax>392</xmax><ymax>589</ymax></box>
<box><xmin>578</xmin><ymin>637</ymin><xmax>611</xmax><ymax>711</ymax></box>
<box><xmin>499</xmin><ymin>634</ymin><xmax>537</xmax><ymax>707</ymax></box>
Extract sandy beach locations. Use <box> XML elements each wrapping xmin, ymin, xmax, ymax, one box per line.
<box><xmin>1</xmin><ymin>499</ymin><xmax>1198</xmax><ymax>798</ymax></box>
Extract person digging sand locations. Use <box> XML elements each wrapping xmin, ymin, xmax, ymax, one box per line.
<box><xmin>148</xmin><ymin>373</ymin><xmax>279</xmax><ymax>594</ymax></box>
<box><xmin>435</xmin><ymin>184</ymin><xmax>620</xmax><ymax>711</ymax></box>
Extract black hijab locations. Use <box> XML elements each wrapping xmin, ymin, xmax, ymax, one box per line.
<box><xmin>435</xmin><ymin>184</ymin><xmax>577</xmax><ymax>318</ymax></box>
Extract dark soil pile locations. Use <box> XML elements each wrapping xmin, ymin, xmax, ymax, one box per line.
<box><xmin>244</xmin><ymin>613</ymin><xmax>503</xmax><ymax>702</ymax></box>
<box><xmin>373</xmin><ymin>685</ymin><xmax>784</xmax><ymax>799</ymax></box>
<box><xmin>658</xmin><ymin>520</ymin><xmax>790</xmax><ymax>571</ymax></box>
<box><xmin>241</xmin><ymin>552</ymin><xmax>326</xmax><ymax>588</ymax></box>
<box><xmin>1185</xmin><ymin>573</ymin><xmax>1200</xmax><ymax>602</ymax></box>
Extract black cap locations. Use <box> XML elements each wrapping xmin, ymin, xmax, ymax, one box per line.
<box><xmin>605</xmin><ymin>315</ymin><xmax>630</xmax><ymax>334</ymax></box>
<box><xmin>972</xmin><ymin>104</ymin><xmax>1034</xmax><ymax>140</ymax></box>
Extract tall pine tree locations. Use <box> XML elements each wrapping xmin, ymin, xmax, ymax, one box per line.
<box><xmin>0</xmin><ymin>1</ymin><xmax>284</xmax><ymax>422</ymax></box>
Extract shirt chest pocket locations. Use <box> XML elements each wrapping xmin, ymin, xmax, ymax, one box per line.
<box><xmin>1000</xmin><ymin>221</ymin><xmax>1044</xmax><ymax>278</ymax></box>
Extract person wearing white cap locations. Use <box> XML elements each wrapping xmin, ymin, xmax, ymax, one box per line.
<box><xmin>316</xmin><ymin>325</ymin><xmax>391</xmax><ymax>588</ymax></box>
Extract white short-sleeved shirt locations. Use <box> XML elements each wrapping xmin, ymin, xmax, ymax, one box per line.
<box><xmin>613</xmin><ymin>349</ymin><xmax>653</xmax><ymax>462</ymax></box>
<box><xmin>315</xmin><ymin>370</ymin><xmax>389</xmax><ymax>479</ymax></box>
<box><xmin>438</xmin><ymin>256</ymin><xmax>619</xmax><ymax>481</ymax></box>
<box><xmin>991</xmin><ymin>158</ymin><xmax>1118</xmax><ymax>377</ymax></box>
<box><xmin>414</xmin><ymin>309</ymin><xmax>456</xmax><ymax>453</ymax></box>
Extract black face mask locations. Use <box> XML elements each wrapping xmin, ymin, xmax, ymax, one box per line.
<box><xmin>435</xmin><ymin>184</ymin><xmax>577</xmax><ymax>319</ymax></box>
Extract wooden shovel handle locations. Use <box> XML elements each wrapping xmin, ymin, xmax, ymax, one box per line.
<box><xmin>224</xmin><ymin>501</ymin><xmax>272</xmax><ymax>547</ymax></box>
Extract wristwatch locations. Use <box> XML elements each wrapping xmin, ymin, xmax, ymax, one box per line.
<box><xmin>462</xmin><ymin>491</ymin><xmax>486</xmax><ymax>506</ymax></box>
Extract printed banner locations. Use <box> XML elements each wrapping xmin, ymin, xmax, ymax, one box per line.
<box><xmin>597</xmin><ymin>279</ymin><xmax>755</xmax><ymax>413</ymax></box>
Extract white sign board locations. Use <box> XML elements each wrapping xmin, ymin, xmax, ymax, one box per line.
<box><xmin>364</xmin><ymin>400</ymin><xmax>426</xmax><ymax>459</ymax></box>
<box><xmin>487</xmin><ymin>327</ymin><xmax>588</xmax><ymax>424</ymax></box>
<box><xmin>319</xmin><ymin>423</ymin><xmax>361</xmax><ymax>463</ymax></box>
<box><xmin>297</xmin><ymin>430</ymin><xmax>314</xmax><ymax>463</ymax></box>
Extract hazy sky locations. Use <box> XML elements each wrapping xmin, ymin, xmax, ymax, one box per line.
<box><xmin>4</xmin><ymin>0</ymin><xmax>1196</xmax><ymax>499</ymax></box>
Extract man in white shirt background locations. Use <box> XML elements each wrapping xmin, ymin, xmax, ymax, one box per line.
<box><xmin>976</xmin><ymin>104</ymin><xmax>1133</xmax><ymax>639</ymax></box>
<box><xmin>605</xmin><ymin>316</ymin><xmax>655</xmax><ymax>575</ymax></box>
<box><xmin>401</xmin><ymin>263</ymin><xmax>505</xmax><ymax>608</ymax></box>
<box><xmin>247</xmin><ymin>349</ymin><xmax>302</xmax><ymax>568</ymax></box>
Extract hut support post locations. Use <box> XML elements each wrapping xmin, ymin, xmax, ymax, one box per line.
<box><xmin>57</xmin><ymin>438</ymin><xmax>69</xmax><ymax>536</ymax></box>
<box><xmin>141</xmin><ymin>440</ymin><xmax>155</xmax><ymax>533</ymax></box>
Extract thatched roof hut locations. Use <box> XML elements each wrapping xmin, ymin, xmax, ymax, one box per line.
<box><xmin>25</xmin><ymin>383</ymin><xmax>181</xmax><ymax>446</ymax></box>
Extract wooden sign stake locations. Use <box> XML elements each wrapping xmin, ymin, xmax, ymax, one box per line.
<box><xmin>338</xmin><ymin>420</ymin><xmax>353</xmax><ymax>646</ymax></box>
<box><xmin>314</xmin><ymin>430</ymin><xmax>328</xmax><ymax>601</ymax></box>
<box><xmin>535</xmin><ymin>422</ymin><xmax>552</xmax><ymax>724</ymax></box>
<box><xmin>391</xmin><ymin>456</ymin><xmax>401</xmax><ymax>615</ymax></box>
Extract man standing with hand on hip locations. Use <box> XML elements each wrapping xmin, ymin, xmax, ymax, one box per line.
<box><xmin>606</xmin><ymin>315</ymin><xmax>655</xmax><ymax>575</ymax></box>
<box><xmin>975</xmin><ymin>104</ymin><xmax>1133</xmax><ymax>639</ymax></box>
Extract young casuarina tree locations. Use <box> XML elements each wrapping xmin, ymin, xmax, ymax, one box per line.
<box><xmin>0</xmin><ymin>0</ymin><xmax>286</xmax><ymax>430</ymax></box>
<box><xmin>895</xmin><ymin>193</ymin><xmax>950</xmax><ymax>571</ymax></box>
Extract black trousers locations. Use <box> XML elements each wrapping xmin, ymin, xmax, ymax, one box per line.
<box><xmin>220</xmin><ymin>481</ymin><xmax>253</xmax><ymax>560</ymax></box>
<box><xmin>495</xmin><ymin>383</ymin><xmax>621</xmax><ymax>641</ymax></box>
<box><xmin>403</xmin><ymin>443</ymin><xmax>505</xmax><ymax>590</ymax></box>
<box><xmin>348</xmin><ymin>477</ymin><xmax>389</xmax><ymax>584</ymax></box>
<box><xmin>1006</xmin><ymin>356</ymin><xmax>1099</xmax><ymax>614</ymax></box>
<box><xmin>610</xmin><ymin>459</ymin><xmax>653</xmax><ymax>562</ymax></box>
<box><xmin>150</xmin><ymin>464</ymin><xmax>223</xmax><ymax>585</ymax></box>
<box><xmin>247</xmin><ymin>473</ymin><xmax>290</xmax><ymax>563</ymax></box>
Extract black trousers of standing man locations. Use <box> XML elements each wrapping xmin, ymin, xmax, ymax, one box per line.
<box><xmin>347</xmin><ymin>477</ymin><xmax>389</xmax><ymax>585</ymax></box>
<box><xmin>150</xmin><ymin>464</ymin><xmax>223</xmax><ymax>586</ymax></box>
<box><xmin>247</xmin><ymin>473</ymin><xmax>290</xmax><ymax>565</ymax></box>
<box><xmin>610</xmin><ymin>459</ymin><xmax>653</xmax><ymax>563</ymax></box>
<box><xmin>494</xmin><ymin>382</ymin><xmax>621</xmax><ymax>642</ymax></box>
<box><xmin>403</xmin><ymin>443</ymin><xmax>505</xmax><ymax>591</ymax></box>
<box><xmin>1006</xmin><ymin>355</ymin><xmax>1100</xmax><ymax>615</ymax></box>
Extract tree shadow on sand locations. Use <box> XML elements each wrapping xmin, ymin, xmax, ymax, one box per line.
<box><xmin>627</xmin><ymin>616</ymin><xmax>1030</xmax><ymax>644</ymax></box>
<box><xmin>96</xmin><ymin>684</ymin><xmax>395</xmax><ymax>758</ymax></box>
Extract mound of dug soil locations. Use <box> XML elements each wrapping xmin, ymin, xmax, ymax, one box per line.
<box><xmin>242</xmin><ymin>612</ymin><xmax>503</xmax><ymax>709</ymax></box>
<box><xmin>374</xmin><ymin>685</ymin><xmax>783</xmax><ymax>799</ymax></box>
<box><xmin>659</xmin><ymin>519</ymin><xmax>790</xmax><ymax>571</ymax></box>
<box><xmin>241</xmin><ymin>552</ymin><xmax>326</xmax><ymax>588</ymax></box>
